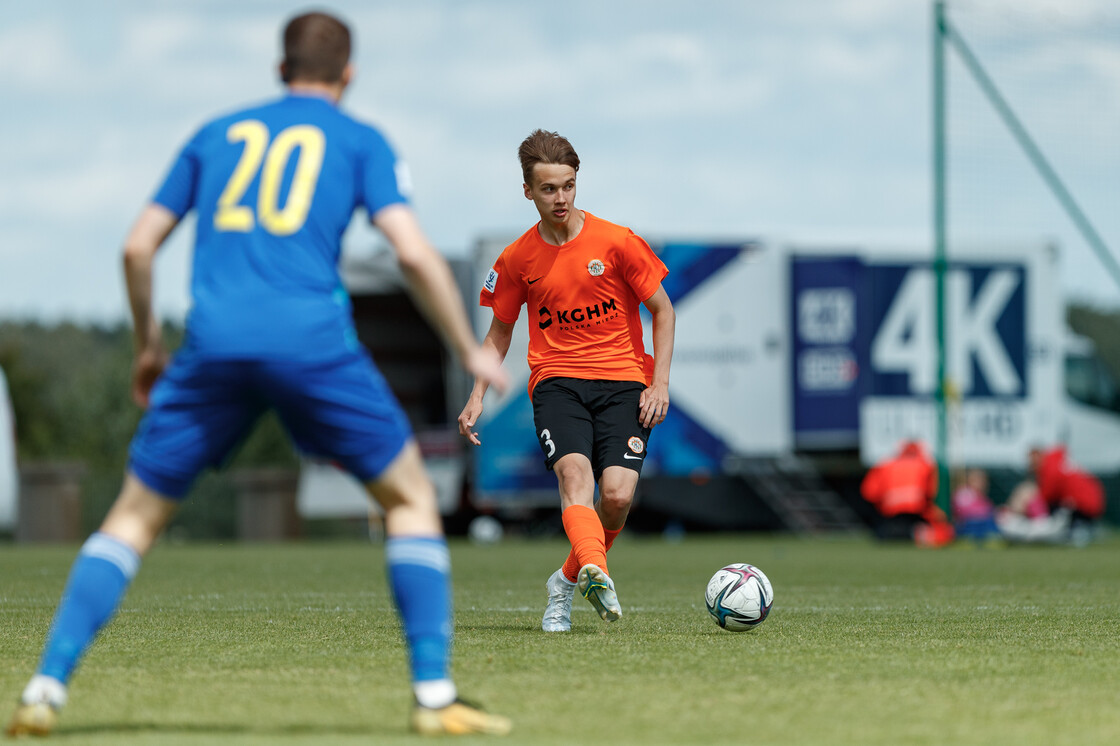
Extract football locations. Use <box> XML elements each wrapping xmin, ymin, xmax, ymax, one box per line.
<box><xmin>705</xmin><ymin>563</ymin><xmax>774</xmax><ymax>631</ymax></box>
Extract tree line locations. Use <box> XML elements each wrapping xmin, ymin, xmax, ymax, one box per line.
<box><xmin>1</xmin><ymin>321</ymin><xmax>297</xmax><ymax>538</ymax></box>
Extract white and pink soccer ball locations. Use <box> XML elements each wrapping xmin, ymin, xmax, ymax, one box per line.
<box><xmin>705</xmin><ymin>563</ymin><xmax>774</xmax><ymax>631</ymax></box>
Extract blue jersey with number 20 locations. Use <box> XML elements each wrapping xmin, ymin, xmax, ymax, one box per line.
<box><xmin>153</xmin><ymin>92</ymin><xmax>408</xmax><ymax>359</ymax></box>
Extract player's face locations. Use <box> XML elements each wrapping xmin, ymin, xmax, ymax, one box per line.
<box><xmin>524</xmin><ymin>163</ymin><xmax>577</xmax><ymax>228</ymax></box>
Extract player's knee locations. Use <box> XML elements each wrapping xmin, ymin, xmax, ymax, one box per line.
<box><xmin>598</xmin><ymin>485</ymin><xmax>634</xmax><ymax>516</ymax></box>
<box><xmin>554</xmin><ymin>459</ymin><xmax>593</xmax><ymax>493</ymax></box>
<box><xmin>368</xmin><ymin>475</ymin><xmax>437</xmax><ymax>512</ymax></box>
<box><xmin>365</xmin><ymin>444</ymin><xmax>439</xmax><ymax>513</ymax></box>
<box><xmin>100</xmin><ymin>484</ymin><xmax>177</xmax><ymax>556</ymax></box>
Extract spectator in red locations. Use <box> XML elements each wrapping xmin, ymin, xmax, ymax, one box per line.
<box><xmin>1029</xmin><ymin>445</ymin><xmax>1105</xmax><ymax>545</ymax></box>
<box><xmin>861</xmin><ymin>440</ymin><xmax>953</xmax><ymax>545</ymax></box>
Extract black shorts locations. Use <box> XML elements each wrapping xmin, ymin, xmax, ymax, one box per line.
<box><xmin>531</xmin><ymin>377</ymin><xmax>651</xmax><ymax>481</ymax></box>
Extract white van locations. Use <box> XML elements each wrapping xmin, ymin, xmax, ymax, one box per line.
<box><xmin>0</xmin><ymin>366</ymin><xmax>17</xmax><ymax>532</ymax></box>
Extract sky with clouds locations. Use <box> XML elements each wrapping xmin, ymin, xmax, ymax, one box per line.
<box><xmin>1</xmin><ymin>0</ymin><xmax>1118</xmax><ymax>323</ymax></box>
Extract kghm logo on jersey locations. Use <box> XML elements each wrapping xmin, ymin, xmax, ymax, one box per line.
<box><xmin>587</xmin><ymin>259</ymin><xmax>605</xmax><ymax>277</ymax></box>
<box><xmin>537</xmin><ymin>297</ymin><xmax>619</xmax><ymax>330</ymax></box>
<box><xmin>627</xmin><ymin>436</ymin><xmax>644</xmax><ymax>454</ymax></box>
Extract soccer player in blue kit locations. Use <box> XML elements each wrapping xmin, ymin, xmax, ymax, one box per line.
<box><xmin>6</xmin><ymin>11</ymin><xmax>511</xmax><ymax>738</ymax></box>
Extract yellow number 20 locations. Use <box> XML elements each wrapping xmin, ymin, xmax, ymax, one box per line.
<box><xmin>214</xmin><ymin>121</ymin><xmax>326</xmax><ymax>236</ymax></box>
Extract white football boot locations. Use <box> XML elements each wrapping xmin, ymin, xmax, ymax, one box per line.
<box><xmin>411</xmin><ymin>698</ymin><xmax>513</xmax><ymax>736</ymax></box>
<box><xmin>6</xmin><ymin>675</ymin><xmax>67</xmax><ymax>738</ymax></box>
<box><xmin>577</xmin><ymin>564</ymin><xmax>622</xmax><ymax>622</ymax></box>
<box><xmin>542</xmin><ymin>569</ymin><xmax>577</xmax><ymax>632</ymax></box>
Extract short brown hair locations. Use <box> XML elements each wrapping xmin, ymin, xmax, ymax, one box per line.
<box><xmin>518</xmin><ymin>129</ymin><xmax>580</xmax><ymax>186</ymax></box>
<box><xmin>281</xmin><ymin>11</ymin><xmax>351</xmax><ymax>84</ymax></box>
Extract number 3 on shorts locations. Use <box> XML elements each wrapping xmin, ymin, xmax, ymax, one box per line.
<box><xmin>539</xmin><ymin>428</ymin><xmax>556</xmax><ymax>458</ymax></box>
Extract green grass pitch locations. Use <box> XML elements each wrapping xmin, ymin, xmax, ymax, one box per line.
<box><xmin>3</xmin><ymin>534</ymin><xmax>1120</xmax><ymax>745</ymax></box>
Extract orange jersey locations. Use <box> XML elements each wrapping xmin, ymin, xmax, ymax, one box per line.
<box><xmin>480</xmin><ymin>212</ymin><xmax>668</xmax><ymax>397</ymax></box>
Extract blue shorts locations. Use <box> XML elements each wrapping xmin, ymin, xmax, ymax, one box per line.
<box><xmin>128</xmin><ymin>349</ymin><xmax>412</xmax><ymax>499</ymax></box>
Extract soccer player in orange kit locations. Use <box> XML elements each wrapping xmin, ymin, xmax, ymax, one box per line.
<box><xmin>457</xmin><ymin>129</ymin><xmax>676</xmax><ymax>631</ymax></box>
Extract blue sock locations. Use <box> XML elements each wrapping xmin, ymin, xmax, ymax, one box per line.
<box><xmin>385</xmin><ymin>537</ymin><xmax>452</xmax><ymax>683</ymax></box>
<box><xmin>37</xmin><ymin>533</ymin><xmax>140</xmax><ymax>684</ymax></box>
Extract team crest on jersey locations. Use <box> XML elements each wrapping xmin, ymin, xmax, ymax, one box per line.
<box><xmin>587</xmin><ymin>259</ymin><xmax>605</xmax><ymax>277</ymax></box>
<box><xmin>483</xmin><ymin>268</ymin><xmax>498</xmax><ymax>293</ymax></box>
<box><xmin>627</xmin><ymin>436</ymin><xmax>645</xmax><ymax>454</ymax></box>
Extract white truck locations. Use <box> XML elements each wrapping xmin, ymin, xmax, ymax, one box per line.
<box><xmin>466</xmin><ymin>238</ymin><xmax>1120</xmax><ymax>513</ymax></box>
<box><xmin>297</xmin><ymin>239</ymin><xmax>1119</xmax><ymax>530</ymax></box>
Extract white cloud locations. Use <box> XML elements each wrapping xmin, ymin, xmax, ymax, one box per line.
<box><xmin>0</xmin><ymin>22</ymin><xmax>82</xmax><ymax>92</ymax></box>
<box><xmin>1</xmin><ymin>0</ymin><xmax>1118</xmax><ymax>320</ymax></box>
<box><xmin>0</xmin><ymin>128</ymin><xmax>163</xmax><ymax>222</ymax></box>
<box><xmin>801</xmin><ymin>37</ymin><xmax>905</xmax><ymax>83</ymax></box>
<box><xmin>120</xmin><ymin>13</ymin><xmax>206</xmax><ymax>64</ymax></box>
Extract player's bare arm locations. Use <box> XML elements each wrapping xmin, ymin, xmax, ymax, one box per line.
<box><xmin>122</xmin><ymin>204</ymin><xmax>178</xmax><ymax>408</ymax></box>
<box><xmin>639</xmin><ymin>284</ymin><xmax>675</xmax><ymax>428</ymax></box>
<box><xmin>457</xmin><ymin>317</ymin><xmax>516</xmax><ymax>446</ymax></box>
<box><xmin>374</xmin><ymin>204</ymin><xmax>508</xmax><ymax>395</ymax></box>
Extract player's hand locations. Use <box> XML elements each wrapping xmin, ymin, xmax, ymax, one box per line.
<box><xmin>457</xmin><ymin>398</ymin><xmax>486</xmax><ymax>446</ymax></box>
<box><xmin>131</xmin><ymin>343</ymin><xmax>168</xmax><ymax>409</ymax></box>
<box><xmin>639</xmin><ymin>382</ymin><xmax>669</xmax><ymax>428</ymax></box>
<box><xmin>458</xmin><ymin>347</ymin><xmax>508</xmax><ymax>445</ymax></box>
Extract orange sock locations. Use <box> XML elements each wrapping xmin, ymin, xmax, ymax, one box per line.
<box><xmin>561</xmin><ymin>549</ymin><xmax>580</xmax><ymax>583</ymax></box>
<box><xmin>561</xmin><ymin>521</ymin><xmax>622</xmax><ymax>582</ymax></box>
<box><xmin>561</xmin><ymin>505</ymin><xmax>608</xmax><ymax>579</ymax></box>
<box><xmin>604</xmin><ymin>526</ymin><xmax>622</xmax><ymax>552</ymax></box>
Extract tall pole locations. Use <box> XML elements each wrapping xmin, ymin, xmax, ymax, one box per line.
<box><xmin>943</xmin><ymin>16</ymin><xmax>1120</xmax><ymax>294</ymax></box>
<box><xmin>932</xmin><ymin>0</ymin><xmax>951</xmax><ymax>514</ymax></box>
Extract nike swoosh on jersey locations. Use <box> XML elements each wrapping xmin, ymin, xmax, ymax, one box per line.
<box><xmin>527</xmin><ymin>277</ymin><xmax>542</xmax><ymax>284</ymax></box>
<box><xmin>623</xmin><ymin>453</ymin><xmax>643</xmax><ymax>460</ymax></box>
